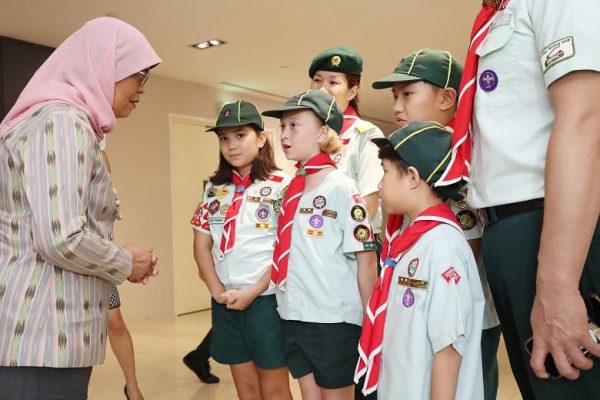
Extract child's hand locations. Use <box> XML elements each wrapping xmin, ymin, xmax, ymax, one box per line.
<box><xmin>225</xmin><ymin>288</ymin><xmax>256</xmax><ymax>311</ymax></box>
<box><xmin>213</xmin><ymin>291</ymin><xmax>229</xmax><ymax>304</ymax></box>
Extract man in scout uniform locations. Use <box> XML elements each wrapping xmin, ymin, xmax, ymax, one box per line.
<box><xmin>356</xmin><ymin>121</ymin><xmax>485</xmax><ymax>400</ymax></box>
<box><xmin>439</xmin><ymin>1</ymin><xmax>600</xmax><ymax>398</ymax></box>
<box><xmin>372</xmin><ymin>48</ymin><xmax>501</xmax><ymax>400</ymax></box>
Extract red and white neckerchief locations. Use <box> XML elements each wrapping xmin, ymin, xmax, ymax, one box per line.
<box><xmin>355</xmin><ymin>204</ymin><xmax>461</xmax><ymax>395</ymax></box>
<box><xmin>218</xmin><ymin>171</ymin><xmax>252</xmax><ymax>260</ymax></box>
<box><xmin>339</xmin><ymin>105</ymin><xmax>360</xmax><ymax>141</ymax></box>
<box><xmin>436</xmin><ymin>2</ymin><xmax>498</xmax><ymax>186</ymax></box>
<box><xmin>270</xmin><ymin>152</ymin><xmax>336</xmax><ymax>289</ymax></box>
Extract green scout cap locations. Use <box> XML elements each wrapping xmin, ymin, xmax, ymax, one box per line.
<box><xmin>206</xmin><ymin>100</ymin><xmax>264</xmax><ymax>132</ymax></box>
<box><xmin>308</xmin><ymin>46</ymin><xmax>363</xmax><ymax>78</ymax></box>
<box><xmin>262</xmin><ymin>90</ymin><xmax>343</xmax><ymax>133</ymax></box>
<box><xmin>372</xmin><ymin>48</ymin><xmax>463</xmax><ymax>92</ymax></box>
<box><xmin>372</xmin><ymin>121</ymin><xmax>464</xmax><ymax>200</ymax></box>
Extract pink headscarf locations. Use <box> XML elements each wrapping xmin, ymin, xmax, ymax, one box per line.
<box><xmin>0</xmin><ymin>17</ymin><xmax>161</xmax><ymax>139</ymax></box>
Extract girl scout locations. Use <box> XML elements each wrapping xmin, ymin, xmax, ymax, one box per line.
<box><xmin>263</xmin><ymin>90</ymin><xmax>378</xmax><ymax>400</ymax></box>
<box><xmin>190</xmin><ymin>101</ymin><xmax>292</xmax><ymax>400</ymax></box>
<box><xmin>308</xmin><ymin>47</ymin><xmax>385</xmax><ymax>237</ymax></box>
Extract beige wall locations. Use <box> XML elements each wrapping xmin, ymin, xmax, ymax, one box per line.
<box><xmin>105</xmin><ymin>74</ymin><xmax>395</xmax><ymax>324</ymax></box>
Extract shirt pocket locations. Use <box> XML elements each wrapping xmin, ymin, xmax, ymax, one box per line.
<box><xmin>475</xmin><ymin>12</ymin><xmax>520</xmax><ymax>109</ymax></box>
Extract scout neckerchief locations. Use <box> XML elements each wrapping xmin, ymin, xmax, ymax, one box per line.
<box><xmin>218</xmin><ymin>170</ymin><xmax>252</xmax><ymax>260</ymax></box>
<box><xmin>355</xmin><ymin>203</ymin><xmax>460</xmax><ymax>395</ymax></box>
<box><xmin>271</xmin><ymin>152</ymin><xmax>336</xmax><ymax>288</ymax></box>
<box><xmin>437</xmin><ymin>1</ymin><xmax>498</xmax><ymax>186</ymax></box>
<box><xmin>340</xmin><ymin>105</ymin><xmax>359</xmax><ymax>136</ymax></box>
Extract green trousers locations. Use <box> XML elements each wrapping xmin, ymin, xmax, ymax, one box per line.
<box><xmin>482</xmin><ymin>208</ymin><xmax>600</xmax><ymax>400</ymax></box>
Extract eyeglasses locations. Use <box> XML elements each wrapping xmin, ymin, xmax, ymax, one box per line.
<box><xmin>137</xmin><ymin>70</ymin><xmax>151</xmax><ymax>86</ymax></box>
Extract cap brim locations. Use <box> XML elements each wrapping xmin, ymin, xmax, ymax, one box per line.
<box><xmin>371</xmin><ymin>137</ymin><xmax>391</xmax><ymax>148</ymax></box>
<box><xmin>205</xmin><ymin>121</ymin><xmax>262</xmax><ymax>132</ymax></box>
<box><xmin>372</xmin><ymin>73</ymin><xmax>423</xmax><ymax>89</ymax></box>
<box><xmin>261</xmin><ymin>105</ymin><xmax>311</xmax><ymax>119</ymax></box>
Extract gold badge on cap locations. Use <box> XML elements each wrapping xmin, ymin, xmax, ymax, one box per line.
<box><xmin>331</xmin><ymin>55</ymin><xmax>342</xmax><ymax>67</ymax></box>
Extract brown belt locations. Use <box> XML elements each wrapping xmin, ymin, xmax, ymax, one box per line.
<box><xmin>481</xmin><ymin>198</ymin><xmax>544</xmax><ymax>226</ymax></box>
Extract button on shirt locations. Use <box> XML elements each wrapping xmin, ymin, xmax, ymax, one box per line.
<box><xmin>470</xmin><ymin>0</ymin><xmax>600</xmax><ymax>208</ymax></box>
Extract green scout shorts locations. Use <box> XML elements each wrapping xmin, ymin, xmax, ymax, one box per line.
<box><xmin>282</xmin><ymin>320</ymin><xmax>361</xmax><ymax>389</ymax></box>
<box><xmin>211</xmin><ymin>294</ymin><xmax>286</xmax><ymax>369</ymax></box>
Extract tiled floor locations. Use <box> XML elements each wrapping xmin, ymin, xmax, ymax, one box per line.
<box><xmin>89</xmin><ymin>310</ymin><xmax>522</xmax><ymax>399</ymax></box>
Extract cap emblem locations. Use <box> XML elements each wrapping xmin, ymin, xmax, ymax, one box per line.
<box><xmin>331</xmin><ymin>55</ymin><xmax>341</xmax><ymax>67</ymax></box>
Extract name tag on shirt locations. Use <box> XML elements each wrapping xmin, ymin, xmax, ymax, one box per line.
<box><xmin>398</xmin><ymin>276</ymin><xmax>429</xmax><ymax>290</ymax></box>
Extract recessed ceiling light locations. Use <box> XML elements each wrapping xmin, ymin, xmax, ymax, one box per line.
<box><xmin>191</xmin><ymin>39</ymin><xmax>226</xmax><ymax>50</ymax></box>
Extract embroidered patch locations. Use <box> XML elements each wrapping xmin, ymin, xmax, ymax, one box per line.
<box><xmin>453</xmin><ymin>199</ymin><xmax>467</xmax><ymax>209</ymax></box>
<box><xmin>442</xmin><ymin>267</ymin><xmax>461</xmax><ymax>284</ymax></box>
<box><xmin>223</xmin><ymin>109</ymin><xmax>232</xmax><ymax>118</ymax></box>
<box><xmin>313</xmin><ymin>195</ymin><xmax>326</xmax><ymax>209</ymax></box>
<box><xmin>273</xmin><ymin>199</ymin><xmax>282</xmax><ymax>214</ymax></box>
<box><xmin>300</xmin><ymin>208</ymin><xmax>314</xmax><ymax>214</ymax></box>
<box><xmin>208</xmin><ymin>200</ymin><xmax>220</xmax><ymax>215</ymax></box>
<box><xmin>206</xmin><ymin>187</ymin><xmax>217</xmax><ymax>198</ymax></box>
<box><xmin>402</xmin><ymin>288</ymin><xmax>415</xmax><ymax>308</ymax></box>
<box><xmin>255</xmin><ymin>222</ymin><xmax>271</xmax><ymax>230</ymax></box>
<box><xmin>322</xmin><ymin>209</ymin><xmax>338</xmax><ymax>219</ymax></box>
<box><xmin>398</xmin><ymin>276</ymin><xmax>429</xmax><ymax>289</ymax></box>
<box><xmin>353</xmin><ymin>225</ymin><xmax>371</xmax><ymax>242</ymax></box>
<box><xmin>209</xmin><ymin>217</ymin><xmax>225</xmax><ymax>224</ymax></box>
<box><xmin>479</xmin><ymin>70</ymin><xmax>499</xmax><ymax>92</ymax></box>
<box><xmin>352</xmin><ymin>194</ymin><xmax>362</xmax><ymax>204</ymax></box>
<box><xmin>363</xmin><ymin>241</ymin><xmax>377</xmax><ymax>251</ymax></box>
<box><xmin>307</xmin><ymin>228</ymin><xmax>324</xmax><ymax>237</ymax></box>
<box><xmin>247</xmin><ymin>196</ymin><xmax>261</xmax><ymax>203</ymax></box>
<box><xmin>457</xmin><ymin>210</ymin><xmax>477</xmax><ymax>230</ymax></box>
<box><xmin>309</xmin><ymin>215</ymin><xmax>324</xmax><ymax>229</ymax></box>
<box><xmin>262</xmin><ymin>198</ymin><xmax>275</xmax><ymax>205</ymax></box>
<box><xmin>219</xmin><ymin>204</ymin><xmax>230</xmax><ymax>216</ymax></box>
<box><xmin>260</xmin><ymin>187</ymin><xmax>272</xmax><ymax>196</ymax></box>
<box><xmin>351</xmin><ymin>205</ymin><xmax>367</xmax><ymax>222</ymax></box>
<box><xmin>407</xmin><ymin>258</ymin><xmax>419</xmax><ymax>277</ymax></box>
<box><xmin>256</xmin><ymin>205</ymin><xmax>270</xmax><ymax>221</ymax></box>
<box><xmin>216</xmin><ymin>186</ymin><xmax>230</xmax><ymax>200</ymax></box>
<box><xmin>541</xmin><ymin>37</ymin><xmax>575</xmax><ymax>72</ymax></box>
<box><xmin>333</xmin><ymin>153</ymin><xmax>342</xmax><ymax>164</ymax></box>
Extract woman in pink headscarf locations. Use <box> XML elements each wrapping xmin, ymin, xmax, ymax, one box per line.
<box><xmin>0</xmin><ymin>17</ymin><xmax>160</xmax><ymax>399</ymax></box>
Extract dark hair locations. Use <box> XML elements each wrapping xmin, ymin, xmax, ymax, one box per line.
<box><xmin>345</xmin><ymin>72</ymin><xmax>361</xmax><ymax>114</ymax></box>
<box><xmin>378</xmin><ymin>143</ymin><xmax>410</xmax><ymax>173</ymax></box>
<box><xmin>209</xmin><ymin>125</ymin><xmax>279</xmax><ymax>185</ymax></box>
<box><xmin>378</xmin><ymin>143</ymin><xmax>447</xmax><ymax>200</ymax></box>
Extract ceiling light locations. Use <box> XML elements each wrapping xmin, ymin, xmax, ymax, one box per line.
<box><xmin>191</xmin><ymin>39</ymin><xmax>226</xmax><ymax>50</ymax></box>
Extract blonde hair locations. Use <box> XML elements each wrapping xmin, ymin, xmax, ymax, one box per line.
<box><xmin>320</xmin><ymin>127</ymin><xmax>342</xmax><ymax>154</ymax></box>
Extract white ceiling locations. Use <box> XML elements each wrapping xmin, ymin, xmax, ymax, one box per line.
<box><xmin>0</xmin><ymin>0</ymin><xmax>479</xmax><ymax>124</ymax></box>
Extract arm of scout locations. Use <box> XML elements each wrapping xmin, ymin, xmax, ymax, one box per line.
<box><xmin>356</xmin><ymin>250</ymin><xmax>377</xmax><ymax>309</ymax></box>
<box><xmin>431</xmin><ymin>346</ymin><xmax>461</xmax><ymax>400</ymax></box>
<box><xmin>531</xmin><ymin>70</ymin><xmax>600</xmax><ymax>379</ymax></box>
<box><xmin>193</xmin><ymin>229</ymin><xmax>227</xmax><ymax>304</ymax></box>
<box><xmin>224</xmin><ymin>268</ymin><xmax>271</xmax><ymax>311</ymax></box>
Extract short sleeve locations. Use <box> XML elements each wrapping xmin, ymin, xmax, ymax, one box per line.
<box><xmin>355</xmin><ymin>125</ymin><xmax>385</xmax><ymax>197</ymax></box>
<box><xmin>527</xmin><ymin>0</ymin><xmax>600</xmax><ymax>86</ymax></box>
<box><xmin>342</xmin><ymin>185</ymin><xmax>377</xmax><ymax>254</ymax></box>
<box><xmin>191</xmin><ymin>183</ymin><xmax>211</xmax><ymax>234</ymax></box>
<box><xmin>426</xmin><ymin>251</ymin><xmax>473</xmax><ymax>355</ymax></box>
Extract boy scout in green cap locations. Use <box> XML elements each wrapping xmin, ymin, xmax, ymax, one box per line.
<box><xmin>354</xmin><ymin>121</ymin><xmax>485</xmax><ymax>400</ymax></box>
<box><xmin>308</xmin><ymin>47</ymin><xmax>385</xmax><ymax>248</ymax></box>
<box><xmin>373</xmin><ymin>48</ymin><xmax>501</xmax><ymax>400</ymax></box>
<box><xmin>263</xmin><ymin>90</ymin><xmax>378</xmax><ymax>400</ymax></box>
<box><xmin>190</xmin><ymin>100</ymin><xmax>293</xmax><ymax>399</ymax></box>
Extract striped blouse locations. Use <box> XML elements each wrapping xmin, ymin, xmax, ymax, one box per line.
<box><xmin>0</xmin><ymin>103</ymin><xmax>132</xmax><ymax>367</ymax></box>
